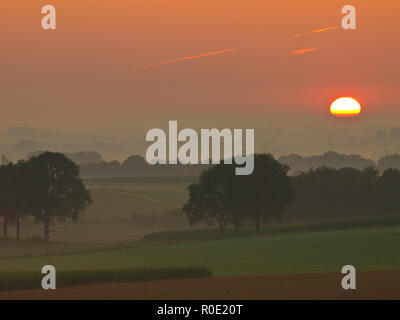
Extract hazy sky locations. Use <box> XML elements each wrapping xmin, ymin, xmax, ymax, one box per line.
<box><xmin>1</xmin><ymin>0</ymin><xmax>399</xmax><ymax>132</ymax></box>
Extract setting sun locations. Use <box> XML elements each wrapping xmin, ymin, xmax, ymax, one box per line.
<box><xmin>330</xmin><ymin>97</ymin><xmax>361</xmax><ymax>117</ymax></box>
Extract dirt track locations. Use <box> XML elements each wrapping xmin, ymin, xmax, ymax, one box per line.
<box><xmin>1</xmin><ymin>271</ymin><xmax>399</xmax><ymax>300</ymax></box>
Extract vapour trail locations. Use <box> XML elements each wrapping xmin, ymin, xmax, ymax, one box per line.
<box><xmin>134</xmin><ymin>48</ymin><xmax>237</xmax><ymax>70</ymax></box>
<box><xmin>292</xmin><ymin>26</ymin><xmax>339</xmax><ymax>38</ymax></box>
<box><xmin>289</xmin><ymin>48</ymin><xmax>318</xmax><ymax>56</ymax></box>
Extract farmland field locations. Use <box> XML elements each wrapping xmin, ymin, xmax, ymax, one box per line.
<box><xmin>2</xmin><ymin>271</ymin><xmax>399</xmax><ymax>300</ymax></box>
<box><xmin>1</xmin><ymin>226</ymin><xmax>400</xmax><ymax>275</ymax></box>
<box><xmin>2</xmin><ymin>177</ymin><xmax>400</xmax><ymax>299</ymax></box>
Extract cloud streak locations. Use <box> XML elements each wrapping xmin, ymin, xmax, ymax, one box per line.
<box><xmin>288</xmin><ymin>48</ymin><xmax>318</xmax><ymax>56</ymax></box>
<box><xmin>133</xmin><ymin>48</ymin><xmax>237</xmax><ymax>70</ymax></box>
<box><xmin>292</xmin><ymin>26</ymin><xmax>339</xmax><ymax>38</ymax></box>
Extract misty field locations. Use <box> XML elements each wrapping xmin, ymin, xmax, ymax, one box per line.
<box><xmin>4</xmin><ymin>178</ymin><xmax>190</xmax><ymax>243</ymax></box>
<box><xmin>1</xmin><ymin>226</ymin><xmax>400</xmax><ymax>276</ymax></box>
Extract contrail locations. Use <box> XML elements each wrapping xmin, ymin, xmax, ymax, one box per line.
<box><xmin>133</xmin><ymin>48</ymin><xmax>237</xmax><ymax>70</ymax></box>
<box><xmin>292</xmin><ymin>26</ymin><xmax>339</xmax><ymax>38</ymax></box>
<box><xmin>288</xmin><ymin>48</ymin><xmax>318</xmax><ymax>56</ymax></box>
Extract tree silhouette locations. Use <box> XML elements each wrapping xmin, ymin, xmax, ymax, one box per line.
<box><xmin>245</xmin><ymin>154</ymin><xmax>294</xmax><ymax>233</ymax></box>
<box><xmin>12</xmin><ymin>160</ymin><xmax>34</xmax><ymax>239</ymax></box>
<box><xmin>184</xmin><ymin>164</ymin><xmax>235</xmax><ymax>236</ymax></box>
<box><xmin>376</xmin><ymin>168</ymin><xmax>400</xmax><ymax>214</ymax></box>
<box><xmin>0</xmin><ymin>164</ymin><xmax>16</xmax><ymax>239</ymax></box>
<box><xmin>183</xmin><ymin>154</ymin><xmax>294</xmax><ymax>235</ymax></box>
<box><xmin>28</xmin><ymin>152</ymin><xmax>92</xmax><ymax>242</ymax></box>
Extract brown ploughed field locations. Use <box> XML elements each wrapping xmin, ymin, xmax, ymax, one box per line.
<box><xmin>1</xmin><ymin>271</ymin><xmax>399</xmax><ymax>300</ymax></box>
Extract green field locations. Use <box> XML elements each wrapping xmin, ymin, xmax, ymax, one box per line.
<box><xmin>143</xmin><ymin>214</ymin><xmax>400</xmax><ymax>242</ymax></box>
<box><xmin>0</xmin><ymin>240</ymin><xmax>125</xmax><ymax>259</ymax></box>
<box><xmin>1</xmin><ymin>226</ymin><xmax>400</xmax><ymax>276</ymax></box>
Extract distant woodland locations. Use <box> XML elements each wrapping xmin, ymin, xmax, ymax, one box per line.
<box><xmin>46</xmin><ymin>150</ymin><xmax>400</xmax><ymax>178</ymax></box>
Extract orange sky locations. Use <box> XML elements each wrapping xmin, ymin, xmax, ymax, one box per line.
<box><xmin>1</xmin><ymin>0</ymin><xmax>399</xmax><ymax>131</ymax></box>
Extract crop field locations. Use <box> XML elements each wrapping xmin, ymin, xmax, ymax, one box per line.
<box><xmin>2</xmin><ymin>226</ymin><xmax>400</xmax><ymax>276</ymax></box>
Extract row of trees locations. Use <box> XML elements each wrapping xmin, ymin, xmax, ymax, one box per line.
<box><xmin>183</xmin><ymin>153</ymin><xmax>400</xmax><ymax>235</ymax></box>
<box><xmin>279</xmin><ymin>151</ymin><xmax>400</xmax><ymax>175</ymax></box>
<box><xmin>278</xmin><ymin>151</ymin><xmax>374</xmax><ymax>174</ymax></box>
<box><xmin>0</xmin><ymin>152</ymin><xmax>92</xmax><ymax>241</ymax></box>
<box><xmin>289</xmin><ymin>166</ymin><xmax>400</xmax><ymax>220</ymax></box>
<box><xmin>183</xmin><ymin>154</ymin><xmax>294</xmax><ymax>235</ymax></box>
<box><xmin>80</xmin><ymin>154</ymin><xmax>205</xmax><ymax>178</ymax></box>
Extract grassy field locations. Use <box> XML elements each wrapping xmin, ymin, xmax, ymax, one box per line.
<box><xmin>84</xmin><ymin>176</ymin><xmax>190</xmax><ymax>209</ymax></box>
<box><xmin>84</xmin><ymin>176</ymin><xmax>197</xmax><ymax>185</ymax></box>
<box><xmin>0</xmin><ymin>240</ymin><xmax>127</xmax><ymax>259</ymax></box>
<box><xmin>105</xmin><ymin>189</ymin><xmax>187</xmax><ymax>208</ymax></box>
<box><xmin>1</xmin><ymin>226</ymin><xmax>400</xmax><ymax>276</ymax></box>
<box><xmin>143</xmin><ymin>214</ymin><xmax>400</xmax><ymax>243</ymax></box>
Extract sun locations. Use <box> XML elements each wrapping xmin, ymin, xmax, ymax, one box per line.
<box><xmin>330</xmin><ymin>97</ymin><xmax>361</xmax><ymax>117</ymax></box>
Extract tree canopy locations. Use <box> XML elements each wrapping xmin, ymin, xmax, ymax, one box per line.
<box><xmin>183</xmin><ymin>153</ymin><xmax>294</xmax><ymax>235</ymax></box>
<box><xmin>0</xmin><ymin>152</ymin><xmax>92</xmax><ymax>241</ymax></box>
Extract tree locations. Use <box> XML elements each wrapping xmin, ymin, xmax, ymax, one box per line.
<box><xmin>183</xmin><ymin>164</ymin><xmax>238</xmax><ymax>236</ymax></box>
<box><xmin>29</xmin><ymin>152</ymin><xmax>92</xmax><ymax>242</ymax></box>
<box><xmin>183</xmin><ymin>154</ymin><xmax>294</xmax><ymax>235</ymax></box>
<box><xmin>244</xmin><ymin>154</ymin><xmax>294</xmax><ymax>233</ymax></box>
<box><xmin>378</xmin><ymin>154</ymin><xmax>400</xmax><ymax>172</ymax></box>
<box><xmin>290</xmin><ymin>166</ymin><xmax>380</xmax><ymax>220</ymax></box>
<box><xmin>0</xmin><ymin>164</ymin><xmax>16</xmax><ymax>239</ymax></box>
<box><xmin>183</xmin><ymin>166</ymin><xmax>229</xmax><ymax>236</ymax></box>
<box><xmin>376</xmin><ymin>168</ymin><xmax>400</xmax><ymax>214</ymax></box>
<box><xmin>12</xmin><ymin>160</ymin><xmax>33</xmax><ymax>239</ymax></box>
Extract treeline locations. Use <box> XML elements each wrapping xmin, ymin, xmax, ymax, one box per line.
<box><xmin>279</xmin><ymin>151</ymin><xmax>374</xmax><ymax>174</ymax></box>
<box><xmin>27</xmin><ymin>150</ymin><xmax>104</xmax><ymax>166</ymax></box>
<box><xmin>23</xmin><ymin>150</ymin><xmax>400</xmax><ymax>178</ymax></box>
<box><xmin>279</xmin><ymin>151</ymin><xmax>400</xmax><ymax>174</ymax></box>
<box><xmin>77</xmin><ymin>151</ymin><xmax>400</xmax><ymax>178</ymax></box>
<box><xmin>288</xmin><ymin>166</ymin><xmax>400</xmax><ymax>221</ymax></box>
<box><xmin>80</xmin><ymin>155</ymin><xmax>206</xmax><ymax>177</ymax></box>
<box><xmin>183</xmin><ymin>153</ymin><xmax>400</xmax><ymax>235</ymax></box>
<box><xmin>24</xmin><ymin>152</ymin><xmax>205</xmax><ymax>177</ymax></box>
<box><xmin>0</xmin><ymin>152</ymin><xmax>91</xmax><ymax>241</ymax></box>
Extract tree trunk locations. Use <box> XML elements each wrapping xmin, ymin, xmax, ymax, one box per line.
<box><xmin>3</xmin><ymin>219</ymin><xmax>8</xmax><ymax>240</ymax></box>
<box><xmin>44</xmin><ymin>218</ymin><xmax>50</xmax><ymax>242</ymax></box>
<box><xmin>255</xmin><ymin>216</ymin><xmax>261</xmax><ymax>234</ymax></box>
<box><xmin>16</xmin><ymin>213</ymin><xmax>20</xmax><ymax>240</ymax></box>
